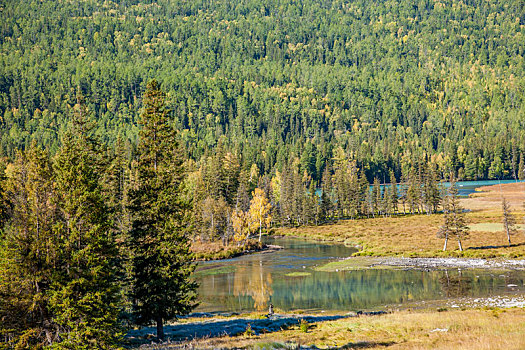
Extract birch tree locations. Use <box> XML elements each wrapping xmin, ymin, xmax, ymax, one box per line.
<box><xmin>249</xmin><ymin>187</ymin><xmax>272</xmax><ymax>242</ymax></box>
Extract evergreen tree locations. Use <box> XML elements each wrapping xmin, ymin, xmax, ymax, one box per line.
<box><xmin>518</xmin><ymin>153</ymin><xmax>525</xmax><ymax>181</ymax></box>
<box><xmin>319</xmin><ymin>167</ymin><xmax>332</xmax><ymax>222</ymax></box>
<box><xmin>406</xmin><ymin>169</ymin><xmax>419</xmax><ymax>214</ymax></box>
<box><xmin>424</xmin><ymin>164</ymin><xmax>442</xmax><ymax>214</ymax></box>
<box><xmin>389</xmin><ymin>170</ymin><xmax>398</xmax><ymax>215</ymax></box>
<box><xmin>0</xmin><ymin>159</ymin><xmax>9</xmax><ymax>231</ymax></box>
<box><xmin>127</xmin><ymin>80</ymin><xmax>197</xmax><ymax>340</ymax></box>
<box><xmin>372</xmin><ymin>178</ymin><xmax>381</xmax><ymax>217</ymax></box>
<box><xmin>50</xmin><ymin>102</ymin><xmax>122</xmax><ymax>348</ymax></box>
<box><xmin>358</xmin><ymin>170</ymin><xmax>370</xmax><ymax>218</ymax></box>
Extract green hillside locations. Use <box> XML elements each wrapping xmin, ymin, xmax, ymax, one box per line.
<box><xmin>1</xmin><ymin>0</ymin><xmax>525</xmax><ymax>180</ymax></box>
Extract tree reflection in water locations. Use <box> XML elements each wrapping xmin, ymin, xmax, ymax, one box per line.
<box><xmin>439</xmin><ymin>270</ymin><xmax>472</xmax><ymax>298</ymax></box>
<box><xmin>233</xmin><ymin>261</ymin><xmax>273</xmax><ymax>311</ymax></box>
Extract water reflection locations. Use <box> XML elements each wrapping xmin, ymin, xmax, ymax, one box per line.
<box><xmin>439</xmin><ymin>271</ymin><xmax>472</xmax><ymax>298</ymax></box>
<box><xmin>195</xmin><ymin>238</ymin><xmax>525</xmax><ymax>313</ymax></box>
<box><xmin>233</xmin><ymin>262</ymin><xmax>273</xmax><ymax>311</ymax></box>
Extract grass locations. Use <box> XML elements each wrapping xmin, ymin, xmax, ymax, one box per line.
<box><xmin>284</xmin><ymin>272</ymin><xmax>312</xmax><ymax>277</ymax></box>
<box><xmin>194</xmin><ymin>265</ymin><xmax>237</xmax><ymax>277</ymax></box>
<box><xmin>469</xmin><ymin>223</ymin><xmax>525</xmax><ymax>232</ymax></box>
<box><xmin>167</xmin><ymin>308</ymin><xmax>525</xmax><ymax>349</ymax></box>
<box><xmin>276</xmin><ymin>182</ymin><xmax>525</xmax><ymax>259</ymax></box>
<box><xmin>314</xmin><ymin>257</ymin><xmax>389</xmax><ymax>272</ymax></box>
<box><xmin>191</xmin><ymin>239</ymin><xmax>265</xmax><ymax>261</ymax></box>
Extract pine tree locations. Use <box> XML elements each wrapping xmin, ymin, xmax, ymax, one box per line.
<box><xmin>358</xmin><ymin>170</ymin><xmax>369</xmax><ymax>218</ymax></box>
<box><xmin>424</xmin><ymin>164</ymin><xmax>441</xmax><ymax>214</ymax></box>
<box><xmin>127</xmin><ymin>80</ymin><xmax>197</xmax><ymax>340</ymax></box>
<box><xmin>406</xmin><ymin>169</ymin><xmax>419</xmax><ymax>214</ymax></box>
<box><xmin>319</xmin><ymin>167</ymin><xmax>332</xmax><ymax>222</ymax></box>
<box><xmin>372</xmin><ymin>177</ymin><xmax>381</xmax><ymax>217</ymax></box>
<box><xmin>389</xmin><ymin>170</ymin><xmax>398</xmax><ymax>215</ymax></box>
<box><xmin>50</xmin><ymin>102</ymin><xmax>122</xmax><ymax>348</ymax></box>
<box><xmin>501</xmin><ymin>197</ymin><xmax>517</xmax><ymax>246</ymax></box>
<box><xmin>518</xmin><ymin>153</ymin><xmax>525</xmax><ymax>181</ymax></box>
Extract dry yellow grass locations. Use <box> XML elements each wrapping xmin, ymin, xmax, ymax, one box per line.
<box><xmin>175</xmin><ymin>308</ymin><xmax>525</xmax><ymax>349</ymax></box>
<box><xmin>191</xmin><ymin>239</ymin><xmax>263</xmax><ymax>260</ymax></box>
<box><xmin>276</xmin><ymin>183</ymin><xmax>525</xmax><ymax>258</ymax></box>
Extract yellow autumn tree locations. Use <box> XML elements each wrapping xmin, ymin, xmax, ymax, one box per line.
<box><xmin>231</xmin><ymin>209</ymin><xmax>250</xmax><ymax>245</ymax></box>
<box><xmin>249</xmin><ymin>188</ymin><xmax>272</xmax><ymax>242</ymax></box>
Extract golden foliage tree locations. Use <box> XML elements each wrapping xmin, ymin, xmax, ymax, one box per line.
<box><xmin>231</xmin><ymin>209</ymin><xmax>250</xmax><ymax>245</ymax></box>
<box><xmin>248</xmin><ymin>188</ymin><xmax>272</xmax><ymax>242</ymax></box>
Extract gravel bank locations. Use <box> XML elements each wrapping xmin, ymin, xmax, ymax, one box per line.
<box><xmin>375</xmin><ymin>257</ymin><xmax>525</xmax><ymax>270</ymax></box>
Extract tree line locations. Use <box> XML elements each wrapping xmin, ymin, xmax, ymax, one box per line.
<box><xmin>190</xmin><ymin>151</ymin><xmax>444</xmax><ymax>245</ymax></box>
<box><xmin>3</xmin><ymin>77</ymin><xmax>522</xmax><ymax>347</ymax></box>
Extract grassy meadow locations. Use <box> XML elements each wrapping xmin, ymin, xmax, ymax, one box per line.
<box><xmin>155</xmin><ymin>308</ymin><xmax>525</xmax><ymax>349</ymax></box>
<box><xmin>276</xmin><ymin>183</ymin><xmax>525</xmax><ymax>259</ymax></box>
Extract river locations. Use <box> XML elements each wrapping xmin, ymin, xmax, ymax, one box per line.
<box><xmin>194</xmin><ymin>180</ymin><xmax>525</xmax><ymax>313</ymax></box>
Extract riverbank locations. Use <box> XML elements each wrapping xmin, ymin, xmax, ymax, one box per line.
<box><xmin>130</xmin><ymin>306</ymin><xmax>525</xmax><ymax>349</ymax></box>
<box><xmin>315</xmin><ymin>256</ymin><xmax>525</xmax><ymax>272</ymax></box>
<box><xmin>276</xmin><ymin>182</ymin><xmax>525</xmax><ymax>259</ymax></box>
<box><xmin>191</xmin><ymin>240</ymin><xmax>270</xmax><ymax>261</ymax></box>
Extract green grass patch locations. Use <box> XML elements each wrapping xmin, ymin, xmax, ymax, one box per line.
<box><xmin>314</xmin><ymin>257</ymin><xmax>390</xmax><ymax>272</ymax></box>
<box><xmin>284</xmin><ymin>272</ymin><xmax>312</xmax><ymax>277</ymax></box>
<box><xmin>195</xmin><ymin>265</ymin><xmax>236</xmax><ymax>276</ymax></box>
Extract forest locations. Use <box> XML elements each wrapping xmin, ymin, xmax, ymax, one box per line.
<box><xmin>1</xmin><ymin>0</ymin><xmax>525</xmax><ymax>183</ymax></box>
<box><xmin>1</xmin><ymin>0</ymin><xmax>525</xmax><ymax>347</ymax></box>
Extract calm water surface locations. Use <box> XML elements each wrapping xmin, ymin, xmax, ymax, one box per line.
<box><xmin>453</xmin><ymin>179</ymin><xmax>523</xmax><ymax>196</ymax></box>
<box><xmin>195</xmin><ymin>237</ymin><xmax>525</xmax><ymax>313</ymax></box>
<box><xmin>195</xmin><ymin>180</ymin><xmax>525</xmax><ymax>313</ymax></box>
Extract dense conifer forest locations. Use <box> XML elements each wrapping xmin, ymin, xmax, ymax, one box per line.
<box><xmin>1</xmin><ymin>0</ymin><xmax>525</xmax><ymax>182</ymax></box>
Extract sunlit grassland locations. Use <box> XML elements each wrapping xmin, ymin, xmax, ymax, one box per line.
<box><xmin>276</xmin><ymin>183</ymin><xmax>525</xmax><ymax>259</ymax></box>
<box><xmin>172</xmin><ymin>308</ymin><xmax>525</xmax><ymax>349</ymax></box>
<box><xmin>191</xmin><ymin>239</ymin><xmax>264</xmax><ymax>261</ymax></box>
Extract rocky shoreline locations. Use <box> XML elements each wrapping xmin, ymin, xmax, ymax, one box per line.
<box><xmin>369</xmin><ymin>257</ymin><xmax>525</xmax><ymax>270</ymax></box>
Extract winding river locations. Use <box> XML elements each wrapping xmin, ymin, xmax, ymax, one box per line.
<box><xmin>195</xmin><ymin>180</ymin><xmax>525</xmax><ymax>313</ymax></box>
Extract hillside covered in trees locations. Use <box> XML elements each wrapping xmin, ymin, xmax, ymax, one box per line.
<box><xmin>1</xmin><ymin>0</ymin><xmax>525</xmax><ymax>183</ymax></box>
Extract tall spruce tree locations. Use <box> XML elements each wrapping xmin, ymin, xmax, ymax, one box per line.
<box><xmin>0</xmin><ymin>159</ymin><xmax>9</xmax><ymax>231</ymax></box>
<box><xmin>389</xmin><ymin>170</ymin><xmax>398</xmax><ymax>215</ymax></box>
<box><xmin>50</xmin><ymin>101</ymin><xmax>122</xmax><ymax>348</ymax></box>
<box><xmin>128</xmin><ymin>80</ymin><xmax>197</xmax><ymax>340</ymax></box>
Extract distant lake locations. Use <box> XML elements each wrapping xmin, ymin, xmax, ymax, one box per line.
<box><xmin>452</xmin><ymin>180</ymin><xmax>523</xmax><ymax>197</ymax></box>
<box><xmin>316</xmin><ymin>179</ymin><xmax>524</xmax><ymax>198</ymax></box>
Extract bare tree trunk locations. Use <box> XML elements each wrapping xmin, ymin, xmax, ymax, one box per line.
<box><xmin>443</xmin><ymin>234</ymin><xmax>448</xmax><ymax>251</ymax></box>
<box><xmin>156</xmin><ymin>316</ymin><xmax>164</xmax><ymax>340</ymax></box>
<box><xmin>457</xmin><ymin>238</ymin><xmax>463</xmax><ymax>252</ymax></box>
<box><xmin>258</xmin><ymin>217</ymin><xmax>262</xmax><ymax>242</ymax></box>
<box><xmin>505</xmin><ymin>224</ymin><xmax>512</xmax><ymax>247</ymax></box>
